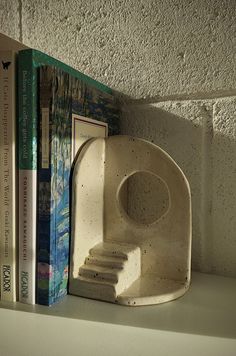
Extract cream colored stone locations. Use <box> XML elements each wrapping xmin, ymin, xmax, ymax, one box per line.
<box><xmin>69</xmin><ymin>138</ymin><xmax>105</xmax><ymax>281</ymax></box>
<box><xmin>70</xmin><ymin>136</ymin><xmax>191</xmax><ymax>306</ymax></box>
<box><xmin>77</xmin><ymin>242</ymin><xmax>141</xmax><ymax>299</ymax></box>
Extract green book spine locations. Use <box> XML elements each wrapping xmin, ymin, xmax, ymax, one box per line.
<box><xmin>18</xmin><ymin>50</ymin><xmax>37</xmax><ymax>304</ymax></box>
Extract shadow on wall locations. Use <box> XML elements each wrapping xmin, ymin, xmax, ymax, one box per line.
<box><xmin>120</xmin><ymin>100</ymin><xmax>236</xmax><ymax>279</ymax></box>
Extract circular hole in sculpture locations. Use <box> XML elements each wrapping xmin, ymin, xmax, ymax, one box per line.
<box><xmin>118</xmin><ymin>171</ymin><xmax>170</xmax><ymax>225</ymax></box>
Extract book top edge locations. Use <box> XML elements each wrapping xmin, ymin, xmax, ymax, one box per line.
<box><xmin>18</xmin><ymin>48</ymin><xmax>113</xmax><ymax>95</ymax></box>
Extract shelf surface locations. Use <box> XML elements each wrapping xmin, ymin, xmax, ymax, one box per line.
<box><xmin>0</xmin><ymin>272</ymin><xmax>236</xmax><ymax>356</ymax></box>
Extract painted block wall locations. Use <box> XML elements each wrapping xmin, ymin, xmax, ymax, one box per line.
<box><xmin>0</xmin><ymin>0</ymin><xmax>235</xmax><ymax>277</ymax></box>
<box><xmin>122</xmin><ymin>98</ymin><xmax>236</xmax><ymax>278</ymax></box>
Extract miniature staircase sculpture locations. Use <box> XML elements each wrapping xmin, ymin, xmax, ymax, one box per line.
<box><xmin>77</xmin><ymin>242</ymin><xmax>141</xmax><ymax>302</ymax></box>
<box><xmin>70</xmin><ymin>136</ymin><xmax>191</xmax><ymax>305</ymax></box>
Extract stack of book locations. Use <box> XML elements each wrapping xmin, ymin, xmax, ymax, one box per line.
<box><xmin>0</xmin><ymin>33</ymin><xmax>120</xmax><ymax>306</ymax></box>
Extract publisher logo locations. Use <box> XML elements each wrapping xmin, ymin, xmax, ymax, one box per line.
<box><xmin>2</xmin><ymin>61</ymin><xmax>11</xmax><ymax>70</ymax></box>
<box><xmin>21</xmin><ymin>271</ymin><xmax>29</xmax><ymax>298</ymax></box>
<box><xmin>2</xmin><ymin>265</ymin><xmax>11</xmax><ymax>292</ymax></box>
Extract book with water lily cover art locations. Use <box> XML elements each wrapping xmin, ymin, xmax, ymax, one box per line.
<box><xmin>37</xmin><ymin>65</ymin><xmax>119</xmax><ymax>305</ymax></box>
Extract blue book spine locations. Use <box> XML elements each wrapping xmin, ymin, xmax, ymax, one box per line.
<box><xmin>38</xmin><ymin>67</ymin><xmax>74</xmax><ymax>305</ymax></box>
<box><xmin>37</xmin><ymin>66</ymin><xmax>120</xmax><ymax>305</ymax></box>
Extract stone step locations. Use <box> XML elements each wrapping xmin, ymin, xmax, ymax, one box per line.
<box><xmin>79</xmin><ymin>264</ymin><xmax>122</xmax><ymax>283</ymax></box>
<box><xmin>89</xmin><ymin>241</ymin><xmax>139</xmax><ymax>260</ymax></box>
<box><xmin>75</xmin><ymin>275</ymin><xmax>117</xmax><ymax>302</ymax></box>
<box><xmin>78</xmin><ymin>242</ymin><xmax>141</xmax><ymax>301</ymax></box>
<box><xmin>85</xmin><ymin>254</ymin><xmax>125</xmax><ymax>269</ymax></box>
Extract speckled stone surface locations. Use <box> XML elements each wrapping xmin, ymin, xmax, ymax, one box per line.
<box><xmin>2</xmin><ymin>0</ymin><xmax>234</xmax><ymax>99</ymax></box>
<box><xmin>70</xmin><ymin>136</ymin><xmax>191</xmax><ymax>305</ymax></box>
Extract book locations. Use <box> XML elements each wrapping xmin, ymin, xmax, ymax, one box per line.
<box><xmin>17</xmin><ymin>48</ymin><xmax>120</xmax><ymax>305</ymax></box>
<box><xmin>0</xmin><ymin>33</ymin><xmax>28</xmax><ymax>51</ymax></box>
<box><xmin>0</xmin><ymin>51</ymin><xmax>18</xmax><ymax>301</ymax></box>
<box><xmin>37</xmin><ymin>65</ymin><xmax>119</xmax><ymax>305</ymax></box>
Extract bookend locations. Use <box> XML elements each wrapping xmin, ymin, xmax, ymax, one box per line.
<box><xmin>69</xmin><ymin>136</ymin><xmax>192</xmax><ymax>306</ymax></box>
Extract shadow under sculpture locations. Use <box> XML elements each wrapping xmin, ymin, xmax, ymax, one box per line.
<box><xmin>69</xmin><ymin>135</ymin><xmax>192</xmax><ymax>306</ymax></box>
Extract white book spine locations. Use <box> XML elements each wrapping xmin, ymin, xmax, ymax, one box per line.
<box><xmin>0</xmin><ymin>51</ymin><xmax>17</xmax><ymax>301</ymax></box>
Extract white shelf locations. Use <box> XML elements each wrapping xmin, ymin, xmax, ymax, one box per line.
<box><xmin>0</xmin><ymin>272</ymin><xmax>236</xmax><ymax>356</ymax></box>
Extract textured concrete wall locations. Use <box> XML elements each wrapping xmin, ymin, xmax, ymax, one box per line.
<box><xmin>122</xmin><ymin>98</ymin><xmax>236</xmax><ymax>277</ymax></box>
<box><xmin>1</xmin><ymin>0</ymin><xmax>236</xmax><ymax>99</ymax></box>
<box><xmin>0</xmin><ymin>0</ymin><xmax>236</xmax><ymax>277</ymax></box>
<box><xmin>0</xmin><ymin>0</ymin><xmax>20</xmax><ymax>40</ymax></box>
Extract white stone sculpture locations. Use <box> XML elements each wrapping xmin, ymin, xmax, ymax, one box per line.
<box><xmin>69</xmin><ymin>136</ymin><xmax>192</xmax><ymax>306</ymax></box>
